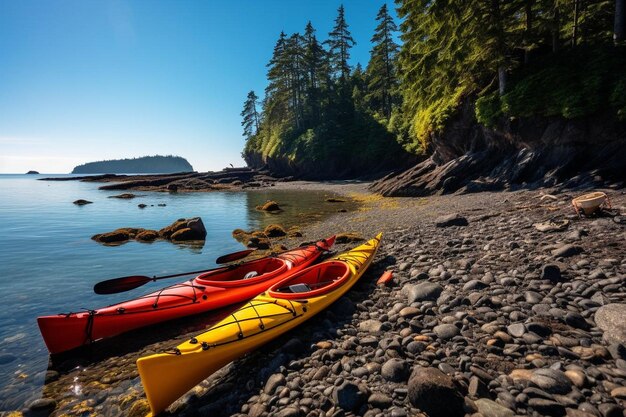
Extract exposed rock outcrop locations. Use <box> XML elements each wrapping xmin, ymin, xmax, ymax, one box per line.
<box><xmin>372</xmin><ymin>102</ymin><xmax>626</xmax><ymax>196</ymax></box>
<box><xmin>92</xmin><ymin>218</ymin><xmax>206</xmax><ymax>245</ymax></box>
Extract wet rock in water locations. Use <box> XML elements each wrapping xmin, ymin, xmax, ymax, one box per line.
<box><xmin>435</xmin><ymin>213</ymin><xmax>468</xmax><ymax>227</ymax></box>
<box><xmin>135</xmin><ymin>230</ymin><xmax>159</xmax><ymax>242</ymax></box>
<box><xmin>530</xmin><ymin>369</ymin><xmax>572</xmax><ymax>394</ymax></box>
<box><xmin>0</xmin><ymin>353</ymin><xmax>16</xmax><ymax>364</ymax></box>
<box><xmin>595</xmin><ymin>304</ymin><xmax>626</xmax><ymax>345</ymax></box>
<box><xmin>264</xmin><ymin>224</ymin><xmax>286</xmax><ymax>237</ymax></box>
<box><xmin>332</xmin><ymin>381</ymin><xmax>365</xmax><ymax>412</ymax></box>
<box><xmin>335</xmin><ymin>232</ymin><xmax>365</xmax><ymax>244</ymax></box>
<box><xmin>73</xmin><ymin>199</ymin><xmax>92</xmax><ymax>205</ymax></box>
<box><xmin>408</xmin><ymin>367</ymin><xmax>465</xmax><ymax>417</ymax></box>
<box><xmin>160</xmin><ymin>217</ymin><xmax>206</xmax><ymax>241</ymax></box>
<box><xmin>381</xmin><ymin>358</ymin><xmax>410</xmax><ymax>382</ymax></box>
<box><xmin>108</xmin><ymin>193</ymin><xmax>136</xmax><ymax>199</ymax></box>
<box><xmin>137</xmin><ymin>203</ymin><xmax>147</xmax><ymax>209</ymax></box>
<box><xmin>28</xmin><ymin>398</ymin><xmax>56</xmax><ymax>414</ymax></box>
<box><xmin>256</xmin><ymin>200</ymin><xmax>281</xmax><ymax>211</ymax></box>
<box><xmin>408</xmin><ymin>282</ymin><xmax>443</xmax><ymax>303</ymax></box>
<box><xmin>474</xmin><ymin>398</ymin><xmax>515</xmax><ymax>417</ymax></box>
<box><xmin>92</xmin><ymin>228</ymin><xmax>136</xmax><ymax>243</ymax></box>
<box><xmin>540</xmin><ymin>264</ymin><xmax>561</xmax><ymax>282</ymax></box>
<box><xmin>551</xmin><ymin>244</ymin><xmax>584</xmax><ymax>258</ymax></box>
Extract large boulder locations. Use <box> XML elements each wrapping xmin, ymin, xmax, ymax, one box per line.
<box><xmin>159</xmin><ymin>217</ymin><xmax>206</xmax><ymax>241</ymax></box>
<box><xmin>408</xmin><ymin>367</ymin><xmax>465</xmax><ymax>417</ymax></box>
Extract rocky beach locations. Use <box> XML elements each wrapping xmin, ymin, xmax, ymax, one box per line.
<box><xmin>13</xmin><ymin>182</ymin><xmax>626</xmax><ymax>417</ymax></box>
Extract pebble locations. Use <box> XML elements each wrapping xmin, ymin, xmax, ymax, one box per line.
<box><xmin>433</xmin><ymin>324</ymin><xmax>460</xmax><ymax>340</ymax></box>
<box><xmin>407</xmin><ymin>282</ymin><xmax>443</xmax><ymax>303</ymax></box>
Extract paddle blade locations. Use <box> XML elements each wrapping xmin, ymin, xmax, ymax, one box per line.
<box><xmin>215</xmin><ymin>249</ymin><xmax>255</xmax><ymax>264</ymax></box>
<box><xmin>94</xmin><ymin>275</ymin><xmax>151</xmax><ymax>295</ymax></box>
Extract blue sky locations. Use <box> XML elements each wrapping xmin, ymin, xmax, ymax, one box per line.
<box><xmin>0</xmin><ymin>0</ymin><xmax>399</xmax><ymax>173</ymax></box>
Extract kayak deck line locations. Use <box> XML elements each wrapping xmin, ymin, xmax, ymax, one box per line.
<box><xmin>37</xmin><ymin>237</ymin><xmax>335</xmax><ymax>355</ymax></box>
<box><xmin>163</xmin><ymin>298</ymin><xmax>305</xmax><ymax>355</ymax></box>
<box><xmin>137</xmin><ymin>234</ymin><xmax>381</xmax><ymax>415</ymax></box>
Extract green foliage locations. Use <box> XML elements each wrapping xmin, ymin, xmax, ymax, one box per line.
<box><xmin>475</xmin><ymin>92</ymin><xmax>503</xmax><ymax>128</ymax></box>
<box><xmin>484</xmin><ymin>46</ymin><xmax>626</xmax><ymax>121</ymax></box>
<box><xmin>396</xmin><ymin>0</ymin><xmax>621</xmax><ymax>154</ymax></box>
<box><xmin>243</xmin><ymin>5</ymin><xmax>407</xmax><ymax>177</ymax></box>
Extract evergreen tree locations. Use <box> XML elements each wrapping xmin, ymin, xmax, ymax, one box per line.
<box><xmin>365</xmin><ymin>3</ymin><xmax>399</xmax><ymax>118</ymax></box>
<box><xmin>241</xmin><ymin>90</ymin><xmax>260</xmax><ymax>139</ymax></box>
<box><xmin>325</xmin><ymin>5</ymin><xmax>356</xmax><ymax>80</ymax></box>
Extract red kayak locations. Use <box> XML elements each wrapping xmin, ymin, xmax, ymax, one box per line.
<box><xmin>37</xmin><ymin>237</ymin><xmax>335</xmax><ymax>354</ymax></box>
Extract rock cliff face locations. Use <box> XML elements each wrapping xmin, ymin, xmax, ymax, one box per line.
<box><xmin>371</xmin><ymin>101</ymin><xmax>626</xmax><ymax>196</ymax></box>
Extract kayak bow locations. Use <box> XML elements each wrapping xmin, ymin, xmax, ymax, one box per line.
<box><xmin>37</xmin><ymin>236</ymin><xmax>335</xmax><ymax>354</ymax></box>
<box><xmin>137</xmin><ymin>233</ymin><xmax>382</xmax><ymax>415</ymax></box>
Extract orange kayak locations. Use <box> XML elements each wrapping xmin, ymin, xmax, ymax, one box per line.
<box><xmin>37</xmin><ymin>237</ymin><xmax>335</xmax><ymax>354</ymax></box>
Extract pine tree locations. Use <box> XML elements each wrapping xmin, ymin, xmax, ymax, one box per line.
<box><xmin>241</xmin><ymin>90</ymin><xmax>260</xmax><ymax>139</ymax></box>
<box><xmin>325</xmin><ymin>5</ymin><xmax>356</xmax><ymax>80</ymax></box>
<box><xmin>303</xmin><ymin>22</ymin><xmax>327</xmax><ymax>124</ymax></box>
<box><xmin>264</xmin><ymin>32</ymin><xmax>290</xmax><ymax>125</ymax></box>
<box><xmin>365</xmin><ymin>3</ymin><xmax>399</xmax><ymax>119</ymax></box>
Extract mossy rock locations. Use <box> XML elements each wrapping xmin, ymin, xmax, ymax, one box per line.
<box><xmin>247</xmin><ymin>237</ymin><xmax>270</xmax><ymax>249</ymax></box>
<box><xmin>287</xmin><ymin>226</ymin><xmax>303</xmax><ymax>238</ymax></box>
<box><xmin>335</xmin><ymin>232</ymin><xmax>364</xmax><ymax>244</ymax></box>
<box><xmin>127</xmin><ymin>399</ymin><xmax>150</xmax><ymax>417</ymax></box>
<box><xmin>232</xmin><ymin>228</ymin><xmax>250</xmax><ymax>242</ymax></box>
<box><xmin>136</xmin><ymin>230</ymin><xmax>159</xmax><ymax>242</ymax></box>
<box><xmin>264</xmin><ymin>224</ymin><xmax>286</xmax><ymax>237</ymax></box>
<box><xmin>256</xmin><ymin>200</ymin><xmax>281</xmax><ymax>211</ymax></box>
<box><xmin>325</xmin><ymin>197</ymin><xmax>346</xmax><ymax>203</ymax></box>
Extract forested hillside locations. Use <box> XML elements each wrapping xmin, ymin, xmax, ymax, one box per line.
<box><xmin>72</xmin><ymin>155</ymin><xmax>193</xmax><ymax>174</ymax></box>
<box><xmin>241</xmin><ymin>5</ymin><xmax>414</xmax><ymax>179</ymax></box>
<box><xmin>243</xmin><ymin>1</ymin><xmax>625</xmax><ymax>184</ymax></box>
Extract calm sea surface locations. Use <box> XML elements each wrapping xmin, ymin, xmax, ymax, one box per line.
<box><xmin>0</xmin><ymin>174</ymin><xmax>353</xmax><ymax>409</ymax></box>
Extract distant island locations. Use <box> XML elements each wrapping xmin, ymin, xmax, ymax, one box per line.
<box><xmin>71</xmin><ymin>155</ymin><xmax>193</xmax><ymax>174</ymax></box>
<box><xmin>26</xmin><ymin>170</ymin><xmax>39</xmax><ymax>174</ymax></box>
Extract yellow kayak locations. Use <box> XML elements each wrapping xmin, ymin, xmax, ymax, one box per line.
<box><xmin>137</xmin><ymin>233</ymin><xmax>382</xmax><ymax>415</ymax></box>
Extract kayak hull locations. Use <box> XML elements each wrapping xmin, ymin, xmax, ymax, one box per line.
<box><xmin>37</xmin><ymin>238</ymin><xmax>334</xmax><ymax>355</ymax></box>
<box><xmin>137</xmin><ymin>233</ymin><xmax>382</xmax><ymax>415</ymax></box>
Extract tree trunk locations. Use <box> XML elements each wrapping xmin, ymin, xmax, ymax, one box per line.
<box><xmin>616</xmin><ymin>0</ymin><xmax>625</xmax><ymax>43</ymax></box>
<box><xmin>553</xmin><ymin>4</ymin><xmax>560</xmax><ymax>52</ymax></box>
<box><xmin>525</xmin><ymin>0</ymin><xmax>534</xmax><ymax>64</ymax></box>
<box><xmin>572</xmin><ymin>0</ymin><xmax>579</xmax><ymax>47</ymax></box>
<box><xmin>498</xmin><ymin>66</ymin><xmax>507</xmax><ymax>96</ymax></box>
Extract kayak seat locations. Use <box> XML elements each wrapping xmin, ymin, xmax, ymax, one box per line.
<box><xmin>288</xmin><ymin>283</ymin><xmax>311</xmax><ymax>293</ymax></box>
<box><xmin>244</xmin><ymin>271</ymin><xmax>258</xmax><ymax>279</ymax></box>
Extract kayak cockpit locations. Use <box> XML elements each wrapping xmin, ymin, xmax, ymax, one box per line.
<box><xmin>268</xmin><ymin>261</ymin><xmax>350</xmax><ymax>299</ymax></box>
<box><xmin>195</xmin><ymin>257</ymin><xmax>287</xmax><ymax>287</ymax></box>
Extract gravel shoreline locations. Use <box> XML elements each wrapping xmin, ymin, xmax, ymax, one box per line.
<box><xmin>14</xmin><ymin>184</ymin><xmax>626</xmax><ymax>417</ymax></box>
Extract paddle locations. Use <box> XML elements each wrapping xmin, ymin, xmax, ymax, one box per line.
<box><xmin>94</xmin><ymin>248</ymin><xmax>256</xmax><ymax>295</ymax></box>
<box><xmin>215</xmin><ymin>248</ymin><xmax>255</xmax><ymax>264</ymax></box>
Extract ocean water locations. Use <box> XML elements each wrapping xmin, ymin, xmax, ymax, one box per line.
<box><xmin>0</xmin><ymin>174</ymin><xmax>352</xmax><ymax>410</ymax></box>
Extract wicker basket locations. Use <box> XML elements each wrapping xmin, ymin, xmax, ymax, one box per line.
<box><xmin>572</xmin><ymin>192</ymin><xmax>607</xmax><ymax>215</ymax></box>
